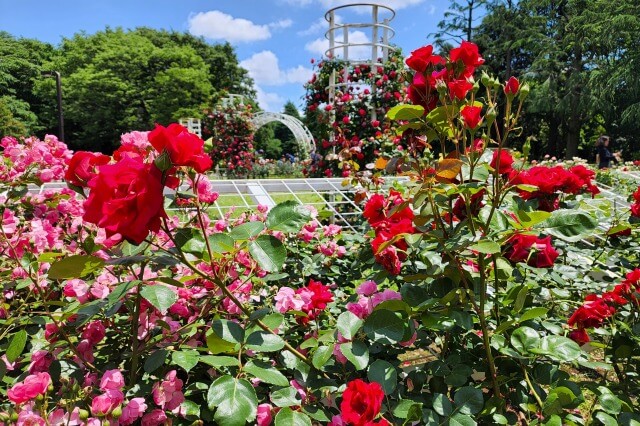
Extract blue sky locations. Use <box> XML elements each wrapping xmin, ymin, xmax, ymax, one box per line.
<box><xmin>0</xmin><ymin>0</ymin><xmax>448</xmax><ymax>113</ymax></box>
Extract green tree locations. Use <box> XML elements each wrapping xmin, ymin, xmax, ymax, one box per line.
<box><xmin>432</xmin><ymin>0</ymin><xmax>489</xmax><ymax>49</ymax></box>
<box><xmin>36</xmin><ymin>27</ymin><xmax>252</xmax><ymax>152</ymax></box>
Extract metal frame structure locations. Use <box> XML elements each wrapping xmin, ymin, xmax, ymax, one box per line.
<box><xmin>324</xmin><ymin>3</ymin><xmax>396</xmax><ymax>113</ymax></box>
<box><xmin>26</xmin><ymin>178</ymin><xmax>408</xmax><ymax>232</ymax></box>
<box><xmin>251</xmin><ymin>112</ymin><xmax>316</xmax><ymax>159</ymax></box>
<box><xmin>178</xmin><ymin>118</ymin><xmax>202</xmax><ymax>137</ymax></box>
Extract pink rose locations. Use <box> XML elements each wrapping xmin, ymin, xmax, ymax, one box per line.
<box><xmin>141</xmin><ymin>409</ymin><xmax>168</xmax><ymax>426</ymax></box>
<box><xmin>274</xmin><ymin>287</ymin><xmax>306</xmax><ymax>313</ymax></box>
<box><xmin>17</xmin><ymin>408</ymin><xmax>46</xmax><ymax>426</ymax></box>
<box><xmin>82</xmin><ymin>320</ymin><xmax>106</xmax><ymax>345</ymax></box>
<box><xmin>7</xmin><ymin>372</ymin><xmax>51</xmax><ymax>404</ymax></box>
<box><xmin>120</xmin><ymin>398</ymin><xmax>148</xmax><ymax>425</ymax></box>
<box><xmin>91</xmin><ymin>389</ymin><xmax>124</xmax><ymax>416</ymax></box>
<box><xmin>100</xmin><ymin>369</ymin><xmax>125</xmax><ymax>391</ymax></box>
<box><xmin>356</xmin><ymin>281</ymin><xmax>378</xmax><ymax>296</ymax></box>
<box><xmin>256</xmin><ymin>403</ymin><xmax>273</xmax><ymax>426</ymax></box>
<box><xmin>28</xmin><ymin>350</ymin><xmax>53</xmax><ymax>374</ymax></box>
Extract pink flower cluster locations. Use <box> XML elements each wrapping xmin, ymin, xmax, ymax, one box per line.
<box><xmin>275</xmin><ymin>279</ymin><xmax>334</xmax><ymax>323</ymax></box>
<box><xmin>0</xmin><ymin>134</ymin><xmax>72</xmax><ymax>183</ymax></box>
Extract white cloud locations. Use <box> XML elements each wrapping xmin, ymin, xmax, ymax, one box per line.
<box><xmin>188</xmin><ymin>11</ymin><xmax>290</xmax><ymax>43</ymax></box>
<box><xmin>240</xmin><ymin>51</ymin><xmax>313</xmax><ymax>86</ymax></box>
<box><xmin>255</xmin><ymin>85</ymin><xmax>285</xmax><ymax>112</ymax></box>
<box><xmin>427</xmin><ymin>4</ymin><xmax>437</xmax><ymax>15</ymax></box>
<box><xmin>305</xmin><ymin>30</ymin><xmax>375</xmax><ymax>60</ymax></box>
<box><xmin>269</xmin><ymin>19</ymin><xmax>293</xmax><ymax>30</ymax></box>
<box><xmin>297</xmin><ymin>14</ymin><xmax>343</xmax><ymax>36</ymax></box>
<box><xmin>280</xmin><ymin>0</ymin><xmax>314</xmax><ymax>5</ymax></box>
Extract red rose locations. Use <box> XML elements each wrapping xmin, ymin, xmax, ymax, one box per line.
<box><xmin>148</xmin><ymin>123</ymin><xmax>212</xmax><ymax>173</ymax></box>
<box><xmin>406</xmin><ymin>45</ymin><xmax>444</xmax><ymax>73</ymax></box>
<box><xmin>504</xmin><ymin>76</ymin><xmax>520</xmax><ymax>95</ymax></box>
<box><xmin>7</xmin><ymin>372</ymin><xmax>51</xmax><ymax>404</ymax></box>
<box><xmin>505</xmin><ymin>234</ymin><xmax>559</xmax><ymax>268</ymax></box>
<box><xmin>448</xmin><ymin>79</ymin><xmax>473</xmax><ymax>101</ymax></box>
<box><xmin>450</xmin><ymin>41</ymin><xmax>484</xmax><ymax>76</ymax></box>
<box><xmin>490</xmin><ymin>150</ymin><xmax>514</xmax><ymax>175</ymax></box>
<box><xmin>83</xmin><ymin>157</ymin><xmax>166</xmax><ymax>245</ymax></box>
<box><xmin>408</xmin><ymin>73</ymin><xmax>437</xmax><ymax>112</ymax></box>
<box><xmin>461</xmin><ymin>105</ymin><xmax>482</xmax><ymax>129</ymax></box>
<box><xmin>65</xmin><ymin>151</ymin><xmax>110</xmax><ymax>187</ymax></box>
<box><xmin>363</xmin><ymin>194</ymin><xmax>387</xmax><ymax>227</ymax></box>
<box><xmin>568</xmin><ymin>295</ymin><xmax>616</xmax><ymax>329</ymax></box>
<box><xmin>306</xmin><ymin>279</ymin><xmax>333</xmax><ymax>311</ymax></box>
<box><xmin>340</xmin><ymin>379</ymin><xmax>385</xmax><ymax>426</ymax></box>
<box><xmin>568</xmin><ymin>328</ymin><xmax>590</xmax><ymax>345</ymax></box>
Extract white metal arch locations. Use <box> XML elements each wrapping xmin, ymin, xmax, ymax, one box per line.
<box><xmin>251</xmin><ymin>112</ymin><xmax>316</xmax><ymax>159</ymax></box>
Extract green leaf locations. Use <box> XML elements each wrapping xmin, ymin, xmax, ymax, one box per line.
<box><xmin>312</xmin><ymin>346</ymin><xmax>334</xmax><ymax>369</ymax></box>
<box><xmin>266</xmin><ymin>201</ymin><xmax>312</xmax><ymax>233</ymax></box>
<box><xmin>200</xmin><ymin>355</ymin><xmax>240</xmax><ymax>368</ymax></box>
<box><xmin>140</xmin><ymin>284</ymin><xmax>177</xmax><ymax>315</ymax></box>
<box><xmin>244</xmin><ymin>360</ymin><xmax>289</xmax><ymax>386</ymax></box>
<box><xmin>392</xmin><ymin>400</ymin><xmax>423</xmax><ymax>420</ymax></box>
<box><xmin>469</xmin><ymin>240</ymin><xmax>501</xmax><ymax>254</ymax></box>
<box><xmin>48</xmin><ymin>255</ymin><xmax>104</xmax><ymax>279</ymax></box>
<box><xmin>367</xmin><ymin>360</ymin><xmax>398</xmax><ymax>395</ymax></box>
<box><xmin>540</xmin><ymin>336</ymin><xmax>581</xmax><ymax>362</ymax></box>
<box><xmin>341</xmin><ymin>341</ymin><xmax>369</xmax><ymax>370</ymax></box>
<box><xmin>539</xmin><ymin>210</ymin><xmax>598</xmax><ymax>242</ymax></box>
<box><xmin>6</xmin><ymin>329</ymin><xmax>27</xmax><ymax>363</ymax></box>
<box><xmin>595</xmin><ymin>412</ymin><xmax>618</xmax><ymax>426</ymax></box>
<box><xmin>212</xmin><ymin>319</ymin><xmax>245</xmax><ymax>344</ymax></box>
<box><xmin>598</xmin><ymin>387</ymin><xmax>622</xmax><ymax>415</ymax></box>
<box><xmin>274</xmin><ymin>408</ymin><xmax>312</xmax><ymax>426</ymax></box>
<box><xmin>336</xmin><ymin>311</ymin><xmax>363</xmax><ymax>340</ymax></box>
<box><xmin>171</xmin><ymin>350</ymin><xmax>199</xmax><ymax>373</ymax></box>
<box><xmin>510</xmin><ymin>326</ymin><xmax>540</xmax><ymax>354</ymax></box>
<box><xmin>271</xmin><ymin>386</ymin><xmax>302</xmax><ymax>407</ymax></box>
<box><xmin>432</xmin><ymin>393</ymin><xmax>452</xmax><ymax>416</ymax></box>
<box><xmin>248</xmin><ymin>235</ymin><xmax>286</xmax><ymax>272</ymax></box>
<box><xmin>144</xmin><ymin>349</ymin><xmax>168</xmax><ymax>373</ymax></box>
<box><xmin>519</xmin><ymin>307</ymin><xmax>549</xmax><ymax>323</ymax></box>
<box><xmin>182</xmin><ymin>234</ymin><xmax>206</xmax><ymax>255</ymax></box>
<box><xmin>426</xmin><ymin>105</ymin><xmax>457</xmax><ymax>136</ymax></box>
<box><xmin>543</xmin><ymin>387</ymin><xmax>577</xmax><ymax>416</ymax></box>
<box><xmin>363</xmin><ymin>309</ymin><xmax>406</xmax><ymax>344</ymax></box>
<box><xmin>206</xmin><ymin>330</ymin><xmax>236</xmax><ymax>354</ymax></box>
<box><xmin>207</xmin><ymin>376</ymin><xmax>258</xmax><ymax>426</ymax></box>
<box><xmin>516</xmin><ymin>210</ymin><xmax>551</xmax><ymax>227</ymax></box>
<box><xmin>208</xmin><ymin>233</ymin><xmax>236</xmax><ymax>253</ymax></box>
<box><xmin>453</xmin><ymin>386</ymin><xmax>484</xmax><ymax>415</ymax></box>
<box><xmin>449</xmin><ymin>413</ymin><xmax>477</xmax><ymax>426</ymax></box>
<box><xmin>245</xmin><ymin>331</ymin><xmax>285</xmax><ymax>352</ymax></box>
<box><xmin>387</xmin><ymin>104</ymin><xmax>425</xmax><ymax>121</ymax></box>
<box><xmin>229</xmin><ymin>222</ymin><xmax>265</xmax><ymax>240</ymax></box>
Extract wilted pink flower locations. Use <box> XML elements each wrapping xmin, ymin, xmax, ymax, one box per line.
<box><xmin>153</xmin><ymin>370</ymin><xmax>184</xmax><ymax>411</ymax></box>
<box><xmin>17</xmin><ymin>408</ymin><xmax>46</xmax><ymax>426</ymax></box>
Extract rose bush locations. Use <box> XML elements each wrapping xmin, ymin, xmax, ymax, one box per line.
<box><xmin>0</xmin><ymin>41</ymin><xmax>639</xmax><ymax>426</ymax></box>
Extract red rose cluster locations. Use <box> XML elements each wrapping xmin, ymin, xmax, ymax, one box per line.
<box><xmin>363</xmin><ymin>190</ymin><xmax>415</xmax><ymax>275</ymax></box>
<box><xmin>336</xmin><ymin>379</ymin><xmax>388</xmax><ymax>426</ymax></box>
<box><xmin>504</xmin><ymin>233</ymin><xmax>559</xmax><ymax>268</ymax></box>
<box><xmin>490</xmin><ymin>150</ymin><xmax>599</xmax><ymax>212</ymax></box>
<box><xmin>66</xmin><ymin>124</ymin><xmax>212</xmax><ymax>244</ymax></box>
<box><xmin>406</xmin><ymin>41</ymin><xmax>485</xmax><ymax>113</ymax></box>
<box><xmin>631</xmin><ymin>186</ymin><xmax>640</xmax><ymax>218</ymax></box>
<box><xmin>568</xmin><ymin>269</ymin><xmax>640</xmax><ymax>344</ymax></box>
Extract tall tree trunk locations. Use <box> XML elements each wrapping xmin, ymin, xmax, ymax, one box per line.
<box><xmin>467</xmin><ymin>0</ymin><xmax>474</xmax><ymax>40</ymax></box>
<box><xmin>565</xmin><ymin>43</ymin><xmax>583</xmax><ymax>159</ymax></box>
<box><xmin>548</xmin><ymin>114</ymin><xmax>560</xmax><ymax>157</ymax></box>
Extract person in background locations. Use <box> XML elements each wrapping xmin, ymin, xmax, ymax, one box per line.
<box><xmin>595</xmin><ymin>135</ymin><xmax>621</xmax><ymax>169</ymax></box>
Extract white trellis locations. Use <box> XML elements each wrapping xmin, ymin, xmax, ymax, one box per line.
<box><xmin>324</xmin><ymin>2</ymin><xmax>397</xmax><ymax>121</ymax></box>
<box><xmin>251</xmin><ymin>112</ymin><xmax>316</xmax><ymax>159</ymax></box>
<box><xmin>178</xmin><ymin>118</ymin><xmax>202</xmax><ymax>138</ymax></box>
